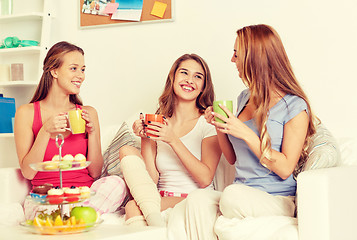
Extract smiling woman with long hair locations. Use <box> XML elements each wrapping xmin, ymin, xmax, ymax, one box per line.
<box><xmin>183</xmin><ymin>24</ymin><xmax>317</xmax><ymax>240</ymax></box>
<box><xmin>117</xmin><ymin>53</ymin><xmax>221</xmax><ymax>227</ymax></box>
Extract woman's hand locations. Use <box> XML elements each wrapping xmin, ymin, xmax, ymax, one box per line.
<box><xmin>211</xmin><ymin>104</ymin><xmax>252</xmax><ymax>141</ymax></box>
<box><xmin>146</xmin><ymin>118</ymin><xmax>179</xmax><ymax>146</ymax></box>
<box><xmin>132</xmin><ymin>113</ymin><xmax>147</xmax><ymax>138</ymax></box>
<box><xmin>204</xmin><ymin>106</ymin><xmax>215</xmax><ymax>125</ymax></box>
<box><xmin>42</xmin><ymin>113</ymin><xmax>67</xmax><ymax>134</ymax></box>
<box><xmin>81</xmin><ymin>109</ymin><xmax>96</xmax><ymax>134</ymax></box>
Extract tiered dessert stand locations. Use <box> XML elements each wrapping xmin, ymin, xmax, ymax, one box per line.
<box><xmin>20</xmin><ymin>134</ymin><xmax>102</xmax><ymax>234</ymax></box>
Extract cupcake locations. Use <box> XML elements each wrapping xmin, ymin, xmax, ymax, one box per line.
<box><xmin>59</xmin><ymin>160</ymin><xmax>72</xmax><ymax>169</ymax></box>
<box><xmin>74</xmin><ymin>153</ymin><xmax>87</xmax><ymax>167</ymax></box>
<box><xmin>62</xmin><ymin>154</ymin><xmax>74</xmax><ymax>161</ymax></box>
<box><xmin>31</xmin><ymin>183</ymin><xmax>53</xmax><ymax>203</ymax></box>
<box><xmin>52</xmin><ymin>155</ymin><xmax>61</xmax><ymax>161</ymax></box>
<box><xmin>47</xmin><ymin>187</ymin><xmax>64</xmax><ymax>204</ymax></box>
<box><xmin>79</xmin><ymin>186</ymin><xmax>91</xmax><ymax>199</ymax></box>
<box><xmin>64</xmin><ymin>186</ymin><xmax>80</xmax><ymax>203</ymax></box>
<box><xmin>43</xmin><ymin>155</ymin><xmax>61</xmax><ymax>170</ymax></box>
<box><xmin>59</xmin><ymin>154</ymin><xmax>74</xmax><ymax>169</ymax></box>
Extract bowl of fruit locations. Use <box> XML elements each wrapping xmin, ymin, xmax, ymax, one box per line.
<box><xmin>20</xmin><ymin>207</ymin><xmax>102</xmax><ymax>235</ymax></box>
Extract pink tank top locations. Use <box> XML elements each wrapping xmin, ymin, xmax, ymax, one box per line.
<box><xmin>31</xmin><ymin>101</ymin><xmax>94</xmax><ymax>188</ymax></box>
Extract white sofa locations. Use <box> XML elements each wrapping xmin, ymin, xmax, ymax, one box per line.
<box><xmin>1</xmin><ymin>122</ymin><xmax>357</xmax><ymax>239</ymax></box>
<box><xmin>213</xmin><ymin>137</ymin><xmax>357</xmax><ymax>240</ymax></box>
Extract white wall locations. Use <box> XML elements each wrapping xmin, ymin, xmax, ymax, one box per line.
<box><xmin>50</xmin><ymin>0</ymin><xmax>357</xmax><ymax>139</ymax></box>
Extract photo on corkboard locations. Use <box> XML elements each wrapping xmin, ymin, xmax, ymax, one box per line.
<box><xmin>79</xmin><ymin>0</ymin><xmax>173</xmax><ymax>28</ymax></box>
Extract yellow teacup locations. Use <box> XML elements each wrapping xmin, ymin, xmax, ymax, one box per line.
<box><xmin>67</xmin><ymin>110</ymin><xmax>86</xmax><ymax>134</ymax></box>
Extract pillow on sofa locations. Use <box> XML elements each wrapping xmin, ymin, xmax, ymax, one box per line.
<box><xmin>100</xmin><ymin>122</ymin><xmax>140</xmax><ymax>179</ymax></box>
<box><xmin>301</xmin><ymin>123</ymin><xmax>341</xmax><ymax>172</ymax></box>
<box><xmin>337</xmin><ymin>137</ymin><xmax>357</xmax><ymax>166</ymax></box>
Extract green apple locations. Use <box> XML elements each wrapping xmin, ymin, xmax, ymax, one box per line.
<box><xmin>70</xmin><ymin>206</ymin><xmax>97</xmax><ymax>224</ymax></box>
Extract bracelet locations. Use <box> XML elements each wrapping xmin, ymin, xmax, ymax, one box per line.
<box><xmin>261</xmin><ymin>162</ymin><xmax>269</xmax><ymax>169</ymax></box>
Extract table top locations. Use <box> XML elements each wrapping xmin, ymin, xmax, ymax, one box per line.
<box><xmin>1</xmin><ymin>224</ymin><xmax>167</xmax><ymax>240</ymax></box>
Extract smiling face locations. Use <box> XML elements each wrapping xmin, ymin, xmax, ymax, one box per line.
<box><xmin>51</xmin><ymin>51</ymin><xmax>85</xmax><ymax>95</ymax></box>
<box><xmin>173</xmin><ymin>59</ymin><xmax>205</xmax><ymax>102</ymax></box>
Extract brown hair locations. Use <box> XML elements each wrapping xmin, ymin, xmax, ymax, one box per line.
<box><xmin>156</xmin><ymin>54</ymin><xmax>215</xmax><ymax>117</ymax></box>
<box><xmin>30</xmin><ymin>41</ymin><xmax>84</xmax><ymax>105</ymax></box>
<box><xmin>236</xmin><ymin>24</ymin><xmax>316</xmax><ymax>174</ymax></box>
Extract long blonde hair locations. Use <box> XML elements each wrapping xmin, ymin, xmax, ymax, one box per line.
<box><xmin>156</xmin><ymin>54</ymin><xmax>215</xmax><ymax>117</ymax></box>
<box><xmin>236</xmin><ymin>24</ymin><xmax>316</xmax><ymax>174</ymax></box>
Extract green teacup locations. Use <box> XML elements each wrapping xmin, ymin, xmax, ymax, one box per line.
<box><xmin>213</xmin><ymin>100</ymin><xmax>233</xmax><ymax>123</ymax></box>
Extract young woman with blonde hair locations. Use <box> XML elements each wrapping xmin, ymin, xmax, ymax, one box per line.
<box><xmin>118</xmin><ymin>54</ymin><xmax>221</xmax><ymax>227</ymax></box>
<box><xmin>183</xmin><ymin>24</ymin><xmax>316</xmax><ymax>240</ymax></box>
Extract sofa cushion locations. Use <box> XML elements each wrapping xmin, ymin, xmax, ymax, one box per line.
<box><xmin>101</xmin><ymin>122</ymin><xmax>140</xmax><ymax>178</ymax></box>
<box><xmin>301</xmin><ymin>123</ymin><xmax>341</xmax><ymax>173</ymax></box>
<box><xmin>337</xmin><ymin>137</ymin><xmax>357</xmax><ymax>166</ymax></box>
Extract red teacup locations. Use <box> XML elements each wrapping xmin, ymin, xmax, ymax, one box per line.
<box><xmin>145</xmin><ymin>114</ymin><xmax>164</xmax><ymax>137</ymax></box>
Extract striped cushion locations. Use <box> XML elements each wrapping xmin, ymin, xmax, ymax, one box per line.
<box><xmin>100</xmin><ymin>122</ymin><xmax>140</xmax><ymax>178</ymax></box>
<box><xmin>303</xmin><ymin>123</ymin><xmax>341</xmax><ymax>171</ymax></box>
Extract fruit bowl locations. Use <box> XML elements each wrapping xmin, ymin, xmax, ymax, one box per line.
<box><xmin>20</xmin><ymin>218</ymin><xmax>103</xmax><ymax>235</ymax></box>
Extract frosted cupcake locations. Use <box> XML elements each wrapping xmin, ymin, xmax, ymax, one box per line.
<box><xmin>64</xmin><ymin>186</ymin><xmax>80</xmax><ymax>203</ymax></box>
<box><xmin>47</xmin><ymin>187</ymin><xmax>64</xmax><ymax>204</ymax></box>
<box><xmin>31</xmin><ymin>183</ymin><xmax>53</xmax><ymax>203</ymax></box>
<box><xmin>79</xmin><ymin>186</ymin><xmax>91</xmax><ymax>199</ymax></box>
<box><xmin>58</xmin><ymin>154</ymin><xmax>74</xmax><ymax>169</ymax></box>
<box><xmin>62</xmin><ymin>154</ymin><xmax>74</xmax><ymax>161</ymax></box>
<box><xmin>74</xmin><ymin>153</ymin><xmax>87</xmax><ymax>167</ymax></box>
<box><xmin>52</xmin><ymin>155</ymin><xmax>61</xmax><ymax>161</ymax></box>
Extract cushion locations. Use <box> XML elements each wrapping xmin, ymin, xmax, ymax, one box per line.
<box><xmin>302</xmin><ymin>123</ymin><xmax>341</xmax><ymax>172</ymax></box>
<box><xmin>100</xmin><ymin>122</ymin><xmax>140</xmax><ymax>178</ymax></box>
<box><xmin>337</xmin><ymin>137</ymin><xmax>357</xmax><ymax>166</ymax></box>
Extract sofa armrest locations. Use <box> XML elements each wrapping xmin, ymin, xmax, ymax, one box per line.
<box><xmin>297</xmin><ymin>166</ymin><xmax>357</xmax><ymax>240</ymax></box>
<box><xmin>0</xmin><ymin>168</ymin><xmax>31</xmax><ymax>205</ymax></box>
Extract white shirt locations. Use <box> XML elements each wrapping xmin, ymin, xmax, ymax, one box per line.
<box><xmin>156</xmin><ymin>116</ymin><xmax>217</xmax><ymax>193</ymax></box>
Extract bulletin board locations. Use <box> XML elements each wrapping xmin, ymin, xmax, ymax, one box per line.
<box><xmin>80</xmin><ymin>0</ymin><xmax>173</xmax><ymax>28</ymax></box>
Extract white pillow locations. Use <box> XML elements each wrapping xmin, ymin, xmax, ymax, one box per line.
<box><xmin>303</xmin><ymin>123</ymin><xmax>341</xmax><ymax>171</ymax></box>
<box><xmin>337</xmin><ymin>137</ymin><xmax>357</xmax><ymax>166</ymax></box>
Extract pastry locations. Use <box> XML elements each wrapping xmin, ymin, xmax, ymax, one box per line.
<box><xmin>32</xmin><ymin>183</ymin><xmax>53</xmax><ymax>195</ymax></box>
<box><xmin>59</xmin><ymin>160</ymin><xmax>72</xmax><ymax>169</ymax></box>
<box><xmin>62</xmin><ymin>154</ymin><xmax>74</xmax><ymax>161</ymax></box>
<box><xmin>46</xmin><ymin>187</ymin><xmax>64</xmax><ymax>204</ymax></box>
<box><xmin>74</xmin><ymin>153</ymin><xmax>87</xmax><ymax>167</ymax></box>
<box><xmin>43</xmin><ymin>161</ymin><xmax>59</xmax><ymax>170</ymax></box>
<box><xmin>43</xmin><ymin>154</ymin><xmax>63</xmax><ymax>170</ymax></box>
<box><xmin>59</xmin><ymin>154</ymin><xmax>74</xmax><ymax>169</ymax></box>
<box><xmin>31</xmin><ymin>183</ymin><xmax>53</xmax><ymax>203</ymax></box>
<box><xmin>64</xmin><ymin>186</ymin><xmax>80</xmax><ymax>203</ymax></box>
<box><xmin>52</xmin><ymin>155</ymin><xmax>61</xmax><ymax>161</ymax></box>
<box><xmin>79</xmin><ymin>186</ymin><xmax>91</xmax><ymax>199</ymax></box>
